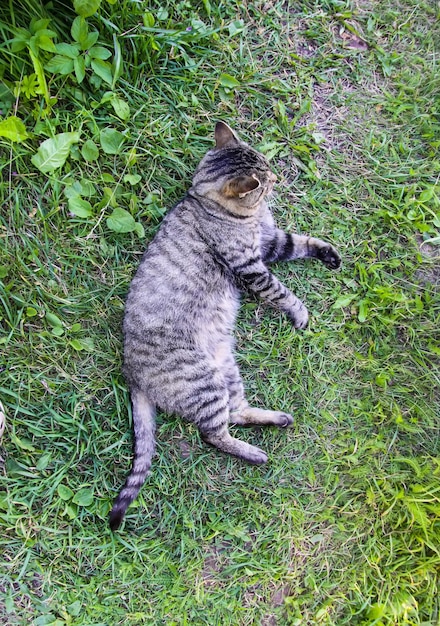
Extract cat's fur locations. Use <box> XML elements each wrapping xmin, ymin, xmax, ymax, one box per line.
<box><xmin>109</xmin><ymin>122</ymin><xmax>341</xmax><ymax>530</ymax></box>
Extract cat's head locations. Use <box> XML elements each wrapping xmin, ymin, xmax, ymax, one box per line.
<box><xmin>191</xmin><ymin>122</ymin><xmax>277</xmax><ymax>216</ymax></box>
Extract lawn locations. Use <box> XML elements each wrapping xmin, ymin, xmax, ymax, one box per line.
<box><xmin>0</xmin><ymin>0</ymin><xmax>439</xmax><ymax>624</ymax></box>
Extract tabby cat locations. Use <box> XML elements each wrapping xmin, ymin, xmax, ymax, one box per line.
<box><xmin>109</xmin><ymin>121</ymin><xmax>341</xmax><ymax>530</ymax></box>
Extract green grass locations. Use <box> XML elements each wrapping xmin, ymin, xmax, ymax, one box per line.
<box><xmin>0</xmin><ymin>0</ymin><xmax>439</xmax><ymax>624</ymax></box>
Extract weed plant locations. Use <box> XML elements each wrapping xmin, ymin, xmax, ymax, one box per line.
<box><xmin>0</xmin><ymin>0</ymin><xmax>439</xmax><ymax>624</ymax></box>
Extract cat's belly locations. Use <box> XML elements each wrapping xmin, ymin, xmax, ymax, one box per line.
<box><xmin>193</xmin><ymin>285</ymin><xmax>239</xmax><ymax>354</ymax></box>
<box><xmin>124</xmin><ymin>274</ymin><xmax>239</xmax><ymax>345</ymax></box>
<box><xmin>123</xmin><ymin>278</ymin><xmax>240</xmax><ymax>399</ymax></box>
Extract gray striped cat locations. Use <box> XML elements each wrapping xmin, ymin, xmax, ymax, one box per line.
<box><xmin>109</xmin><ymin>122</ymin><xmax>341</xmax><ymax>530</ymax></box>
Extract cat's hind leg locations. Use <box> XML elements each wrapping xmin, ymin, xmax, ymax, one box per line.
<box><xmin>194</xmin><ymin>393</ymin><xmax>268</xmax><ymax>464</ymax></box>
<box><xmin>195</xmin><ymin>393</ymin><xmax>268</xmax><ymax>464</ymax></box>
<box><xmin>201</xmin><ymin>424</ymin><xmax>268</xmax><ymax>464</ymax></box>
<box><xmin>230</xmin><ymin>406</ymin><xmax>293</xmax><ymax>427</ymax></box>
<box><xmin>219</xmin><ymin>348</ymin><xmax>294</xmax><ymax>428</ymax></box>
<box><xmin>172</xmin><ymin>351</ymin><xmax>268</xmax><ymax>464</ymax></box>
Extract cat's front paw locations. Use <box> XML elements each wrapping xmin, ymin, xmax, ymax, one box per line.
<box><xmin>288</xmin><ymin>306</ymin><xmax>309</xmax><ymax>329</ymax></box>
<box><xmin>317</xmin><ymin>245</ymin><xmax>341</xmax><ymax>270</ymax></box>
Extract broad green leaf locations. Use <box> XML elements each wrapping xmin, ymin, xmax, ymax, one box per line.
<box><xmin>11</xmin><ymin>28</ymin><xmax>30</xmax><ymax>52</ymax></box>
<box><xmin>368</xmin><ymin>603</ymin><xmax>386</xmax><ymax>620</ymax></box>
<box><xmin>66</xmin><ymin>601</ymin><xmax>81</xmax><ymax>617</ymax></box>
<box><xmin>34</xmin><ymin>27</ymin><xmax>57</xmax><ymax>37</ymax></box>
<box><xmin>99</xmin><ymin>91</ymin><xmax>114</xmax><ymax>104</ymax></box>
<box><xmin>54</xmin><ymin>42</ymin><xmax>80</xmax><ymax>58</ymax></box>
<box><xmin>91</xmin><ymin>58</ymin><xmax>113</xmax><ymax>85</ymax></box>
<box><xmin>71</xmin><ymin>16</ymin><xmax>88</xmax><ymax>45</ymax></box>
<box><xmin>332</xmin><ymin>293</ymin><xmax>357</xmax><ymax>309</ymax></box>
<box><xmin>63</xmin><ymin>503</ymin><xmax>77</xmax><ymax>520</ymax></box>
<box><xmin>99</xmin><ymin>127</ymin><xmax>125</xmax><ymax>154</ymax></box>
<box><xmin>12</xmin><ymin>26</ymin><xmax>30</xmax><ymax>39</ymax></box>
<box><xmin>73</xmin><ymin>0</ymin><xmax>101</xmax><ymax>17</ymax></box>
<box><xmin>63</xmin><ymin>183</ymin><xmax>78</xmax><ymax>199</ymax></box>
<box><xmin>82</xmin><ymin>31</ymin><xmax>99</xmax><ymax>50</ymax></box>
<box><xmin>157</xmin><ymin>7</ymin><xmax>169</xmax><ymax>20</ymax></box>
<box><xmin>219</xmin><ymin>73</ymin><xmax>241</xmax><ymax>89</ymax></box>
<box><xmin>143</xmin><ymin>12</ymin><xmax>155</xmax><ymax>27</ymax></box>
<box><xmin>31</xmin><ymin>18</ymin><xmax>51</xmax><ymax>32</ymax></box>
<box><xmin>45</xmin><ymin>55</ymin><xmax>75</xmax><ymax>75</ymax></box>
<box><xmin>81</xmin><ymin>139</ymin><xmax>99</xmax><ymax>161</ymax></box>
<box><xmin>46</xmin><ymin>312</ymin><xmax>63</xmax><ymax>327</ymax></box>
<box><xmin>110</xmin><ymin>96</ymin><xmax>130</xmax><ymax>120</ymax></box>
<box><xmin>31</xmin><ymin>132</ymin><xmax>80</xmax><ymax>174</ymax></box>
<box><xmin>106</xmin><ymin>207</ymin><xmax>136</xmax><ymax>233</ymax></box>
<box><xmin>77</xmin><ymin>337</ymin><xmax>95</xmax><ymax>352</ymax></box>
<box><xmin>11</xmin><ymin>434</ymin><xmax>35</xmax><ymax>451</ymax></box>
<box><xmin>358</xmin><ymin>299</ymin><xmax>369</xmax><ymax>323</ymax></box>
<box><xmin>51</xmin><ymin>327</ymin><xmax>64</xmax><ymax>337</ymax></box>
<box><xmin>74</xmin><ymin>55</ymin><xmax>86</xmax><ymax>83</ymax></box>
<box><xmin>57</xmin><ymin>484</ymin><xmax>74</xmax><ymax>501</ymax></box>
<box><xmin>69</xmin><ymin>339</ymin><xmax>84</xmax><ymax>351</ymax></box>
<box><xmin>124</xmin><ymin>174</ymin><xmax>141</xmax><ymax>185</ymax></box>
<box><xmin>228</xmin><ymin>19</ymin><xmax>244</xmax><ymax>36</ymax></box>
<box><xmin>35</xmin><ymin>34</ymin><xmax>56</xmax><ymax>53</ymax></box>
<box><xmin>29</xmin><ymin>34</ymin><xmax>40</xmax><ymax>58</ymax></box>
<box><xmin>134</xmin><ymin>222</ymin><xmax>145</xmax><ymax>238</ymax></box>
<box><xmin>68</xmin><ymin>196</ymin><xmax>93</xmax><ymax>218</ymax></box>
<box><xmin>88</xmin><ymin>46</ymin><xmax>111</xmax><ymax>60</ymax></box>
<box><xmin>73</xmin><ymin>178</ymin><xmax>96</xmax><ymax>196</ymax></box>
<box><xmin>26</xmin><ymin>307</ymin><xmax>38</xmax><ymax>317</ymax></box>
<box><xmin>419</xmin><ymin>187</ymin><xmax>435</xmax><ymax>203</ymax></box>
<box><xmin>72</xmin><ymin>487</ymin><xmax>94</xmax><ymax>506</ymax></box>
<box><xmin>375</xmin><ymin>372</ymin><xmax>389</xmax><ymax>388</ymax></box>
<box><xmin>0</xmin><ymin>116</ymin><xmax>28</xmax><ymax>142</ymax></box>
<box><xmin>4</xmin><ymin>595</ymin><xmax>13</xmax><ymax>614</ymax></box>
<box><xmin>11</xmin><ymin>38</ymin><xmax>28</xmax><ymax>52</ymax></box>
<box><xmin>36</xmin><ymin>452</ymin><xmax>52</xmax><ymax>471</ymax></box>
<box><xmin>190</xmin><ymin>19</ymin><xmax>209</xmax><ymax>35</ymax></box>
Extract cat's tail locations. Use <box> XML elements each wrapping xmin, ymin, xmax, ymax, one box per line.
<box><xmin>109</xmin><ymin>388</ymin><xmax>156</xmax><ymax>531</ymax></box>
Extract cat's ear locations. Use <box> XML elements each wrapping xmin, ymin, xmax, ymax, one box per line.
<box><xmin>223</xmin><ymin>174</ymin><xmax>260</xmax><ymax>198</ymax></box>
<box><xmin>214</xmin><ymin>121</ymin><xmax>240</xmax><ymax>149</ymax></box>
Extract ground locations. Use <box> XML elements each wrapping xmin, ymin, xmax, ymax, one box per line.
<box><xmin>0</xmin><ymin>1</ymin><xmax>439</xmax><ymax>624</ymax></box>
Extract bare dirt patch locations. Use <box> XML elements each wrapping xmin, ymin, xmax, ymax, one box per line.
<box><xmin>415</xmin><ymin>235</ymin><xmax>440</xmax><ymax>291</ymax></box>
<box><xmin>200</xmin><ymin>542</ymin><xmax>231</xmax><ymax>588</ymax></box>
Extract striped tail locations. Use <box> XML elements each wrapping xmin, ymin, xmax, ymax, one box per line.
<box><xmin>109</xmin><ymin>389</ymin><xmax>156</xmax><ymax>531</ymax></box>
